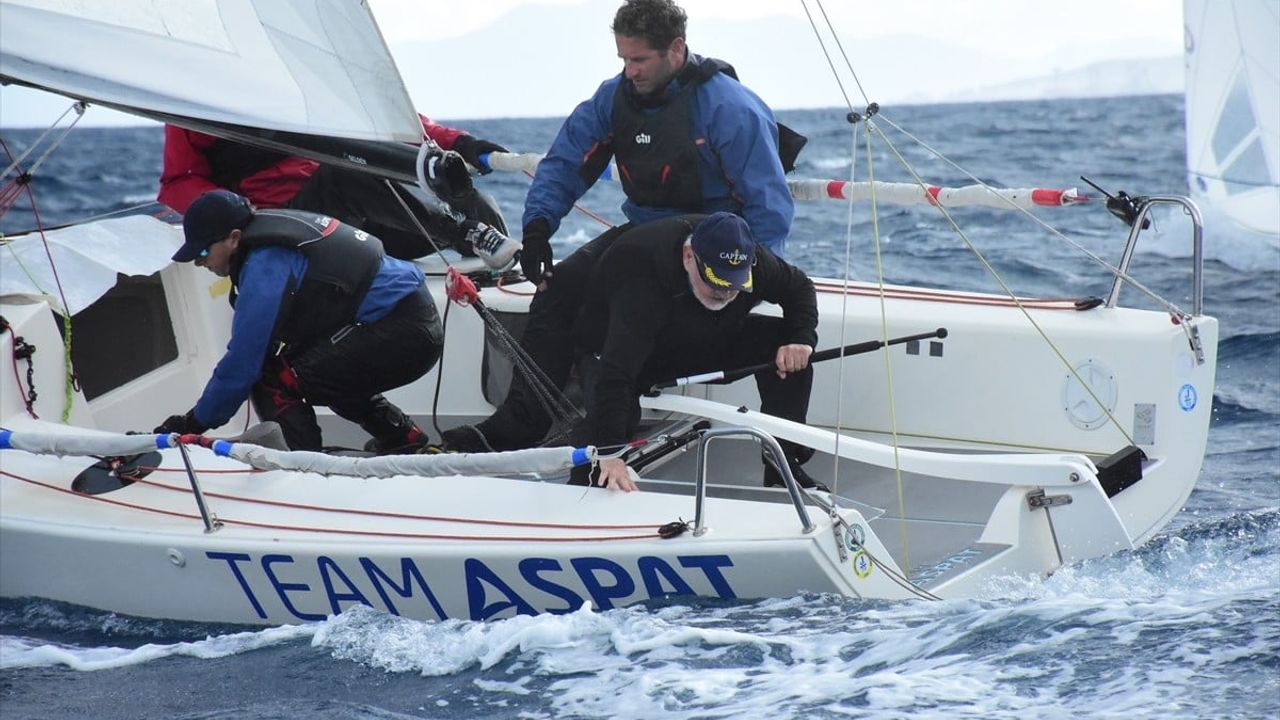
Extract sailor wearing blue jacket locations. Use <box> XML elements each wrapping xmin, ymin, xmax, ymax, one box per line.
<box><xmin>521</xmin><ymin>53</ymin><xmax>794</xmax><ymax>259</ymax></box>
<box><xmin>442</xmin><ymin>0</ymin><xmax>804</xmax><ymax>454</ymax></box>
<box><xmin>155</xmin><ymin>190</ymin><xmax>443</xmax><ymax>452</ymax></box>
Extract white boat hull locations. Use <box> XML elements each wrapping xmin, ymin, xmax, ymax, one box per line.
<box><xmin>0</xmin><ymin>223</ymin><xmax>1218</xmax><ymax>623</ymax></box>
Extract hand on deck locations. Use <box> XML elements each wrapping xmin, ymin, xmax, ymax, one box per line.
<box><xmin>774</xmin><ymin>344</ymin><xmax>813</xmax><ymax>379</ymax></box>
<box><xmin>595</xmin><ymin>457</ymin><xmax>638</xmax><ymax>492</ymax></box>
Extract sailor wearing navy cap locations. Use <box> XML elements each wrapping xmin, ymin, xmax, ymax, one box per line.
<box><xmin>570</xmin><ymin>212</ymin><xmax>820</xmax><ymax>492</ymax></box>
<box><xmin>155</xmin><ymin>190</ymin><xmax>444</xmax><ymax>453</ymax></box>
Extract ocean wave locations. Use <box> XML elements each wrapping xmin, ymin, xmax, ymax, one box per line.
<box><xmin>1212</xmin><ymin>396</ymin><xmax>1277</xmax><ymax>424</ymax></box>
<box><xmin>1219</xmin><ymin>330</ymin><xmax>1280</xmax><ymax>357</ymax></box>
<box><xmin>0</xmin><ymin>622</ymin><xmax>313</xmax><ymax>671</ymax></box>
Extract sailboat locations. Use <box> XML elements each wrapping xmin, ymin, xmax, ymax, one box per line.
<box><xmin>1183</xmin><ymin>0</ymin><xmax>1280</xmax><ymax>236</ymax></box>
<box><xmin>0</xmin><ymin>0</ymin><xmax>1219</xmax><ymax>624</ymax></box>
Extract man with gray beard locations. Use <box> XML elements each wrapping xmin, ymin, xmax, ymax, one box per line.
<box><xmin>569</xmin><ymin>212</ymin><xmax>819</xmax><ymax>491</ymax></box>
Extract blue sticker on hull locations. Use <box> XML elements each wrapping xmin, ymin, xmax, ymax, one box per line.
<box><xmin>1178</xmin><ymin>384</ymin><xmax>1198</xmax><ymax>412</ymax></box>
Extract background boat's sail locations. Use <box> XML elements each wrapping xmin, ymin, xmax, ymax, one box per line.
<box><xmin>0</xmin><ymin>0</ymin><xmax>426</xmax><ymax>175</ymax></box>
<box><xmin>1183</xmin><ymin>0</ymin><xmax>1280</xmax><ymax>236</ymax></box>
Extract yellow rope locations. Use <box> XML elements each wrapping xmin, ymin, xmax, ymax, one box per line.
<box><xmin>863</xmin><ymin>123</ymin><xmax>913</xmax><ymax>579</ymax></box>
<box><xmin>2</xmin><ymin>233</ymin><xmax>77</xmax><ymax>421</ymax></box>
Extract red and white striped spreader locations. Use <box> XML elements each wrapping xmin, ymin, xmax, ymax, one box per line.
<box><xmin>485</xmin><ymin>151</ymin><xmax>1089</xmax><ymax>211</ymax></box>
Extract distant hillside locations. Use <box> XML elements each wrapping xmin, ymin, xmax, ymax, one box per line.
<box><xmin>391</xmin><ymin>0</ymin><xmax>1184</xmax><ymax>119</ymax></box>
<box><xmin>935</xmin><ymin>56</ymin><xmax>1183</xmax><ymax>104</ymax></box>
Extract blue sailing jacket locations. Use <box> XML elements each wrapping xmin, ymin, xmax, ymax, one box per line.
<box><xmin>192</xmin><ymin>247</ymin><xmax>423</xmax><ymax>428</ymax></box>
<box><xmin>523</xmin><ymin>52</ymin><xmax>794</xmax><ymax>255</ymax></box>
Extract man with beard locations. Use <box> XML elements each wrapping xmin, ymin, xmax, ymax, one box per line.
<box><xmin>568</xmin><ymin>212</ymin><xmax>819</xmax><ymax>492</ymax></box>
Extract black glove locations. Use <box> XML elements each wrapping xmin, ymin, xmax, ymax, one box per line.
<box><xmin>422</xmin><ymin>146</ymin><xmax>475</xmax><ymax>205</ymax></box>
<box><xmin>519</xmin><ymin>218</ymin><xmax>553</xmax><ymax>284</ymax></box>
<box><xmin>153</xmin><ymin>409</ymin><xmax>208</xmax><ymax>435</ymax></box>
<box><xmin>452</xmin><ymin>135</ymin><xmax>508</xmax><ymax>175</ymax></box>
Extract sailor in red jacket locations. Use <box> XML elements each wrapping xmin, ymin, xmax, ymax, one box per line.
<box><xmin>158</xmin><ymin>116</ymin><xmax>511</xmax><ymax>262</ymax></box>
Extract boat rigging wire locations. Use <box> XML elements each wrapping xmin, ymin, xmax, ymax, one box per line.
<box><xmin>828</xmin><ymin>108</ymin><xmax>862</xmax><ymax>502</ymax></box>
<box><xmin>874</xmin><ymin>114</ymin><xmax>1193</xmax><ymax>321</ymax></box>
<box><xmin>799</xmin><ymin>0</ymin><xmax>921</xmax><ymax>581</ymax></box>
<box><xmin>1</xmin><ymin>134</ymin><xmax>80</xmax><ymax>422</ymax></box>
<box><xmin>383</xmin><ymin>176</ymin><xmax>583</xmax><ymax>443</ymax></box>
<box><xmin>861</xmin><ymin>126</ymin><xmax>915</xmax><ymax>579</ymax></box>
<box><xmin>867</xmin><ymin>121</ymin><xmax>1138</xmax><ymax>447</ymax></box>
<box><xmin>0</xmin><ymin>101</ymin><xmax>84</xmax><ymax>184</ymax></box>
<box><xmin>796</xmin><ymin>0</ymin><xmax>1140</xmax><ymax>449</ymax></box>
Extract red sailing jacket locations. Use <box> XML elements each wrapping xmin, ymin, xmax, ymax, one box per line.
<box><xmin>157</xmin><ymin>115</ymin><xmax>467</xmax><ymax>213</ymax></box>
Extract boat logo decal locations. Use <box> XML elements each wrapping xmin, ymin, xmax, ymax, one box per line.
<box><xmin>1178</xmin><ymin>383</ymin><xmax>1198</xmax><ymax>411</ymax></box>
<box><xmin>852</xmin><ymin>550</ymin><xmax>873</xmax><ymax>579</ymax></box>
<box><xmin>843</xmin><ymin>524</ymin><xmax>865</xmax><ymax>551</ymax></box>
<box><xmin>204</xmin><ymin>551</ymin><xmax>739</xmax><ymax>622</ymax></box>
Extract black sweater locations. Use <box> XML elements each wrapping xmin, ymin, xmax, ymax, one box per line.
<box><xmin>573</xmin><ymin>215</ymin><xmax>818</xmax><ymax>448</ymax></box>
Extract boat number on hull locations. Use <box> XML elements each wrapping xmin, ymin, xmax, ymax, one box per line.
<box><xmin>1178</xmin><ymin>383</ymin><xmax>1198</xmax><ymax>411</ymax></box>
<box><xmin>852</xmin><ymin>550</ymin><xmax>873</xmax><ymax>579</ymax></box>
<box><xmin>204</xmin><ymin>551</ymin><xmax>738</xmax><ymax>622</ymax></box>
<box><xmin>843</xmin><ymin>524</ymin><xmax>865</xmax><ymax>552</ymax></box>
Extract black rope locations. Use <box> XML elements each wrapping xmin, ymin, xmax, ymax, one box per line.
<box><xmin>2</xmin><ymin>316</ymin><xmax>39</xmax><ymax>416</ymax></box>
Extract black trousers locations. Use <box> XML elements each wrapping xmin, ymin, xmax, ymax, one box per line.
<box><xmin>567</xmin><ymin>315</ymin><xmax>814</xmax><ymax>484</ymax></box>
<box><xmin>473</xmin><ymin>224</ymin><xmax>633</xmax><ymax>449</ymax></box>
<box><xmin>250</xmin><ymin>287</ymin><xmax>444</xmax><ymax>450</ymax></box>
<box><xmin>289</xmin><ymin>164</ymin><xmax>507</xmax><ymax>261</ymax></box>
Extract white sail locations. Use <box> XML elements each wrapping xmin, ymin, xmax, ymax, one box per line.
<box><xmin>0</xmin><ymin>0</ymin><xmax>424</xmax><ymax>144</ymax></box>
<box><xmin>1183</xmin><ymin>0</ymin><xmax>1280</xmax><ymax>236</ymax></box>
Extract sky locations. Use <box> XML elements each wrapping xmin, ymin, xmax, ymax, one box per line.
<box><xmin>0</xmin><ymin>0</ymin><xmax>1185</xmax><ymax>128</ymax></box>
<box><xmin>368</xmin><ymin>0</ymin><xmax>1182</xmax><ymax>58</ymax></box>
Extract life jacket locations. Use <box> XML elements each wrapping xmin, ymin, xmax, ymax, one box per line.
<box><xmin>585</xmin><ymin>54</ymin><xmax>808</xmax><ymax>210</ymax></box>
<box><xmin>204</xmin><ymin>140</ymin><xmax>292</xmax><ymax>194</ymax></box>
<box><xmin>229</xmin><ymin>209</ymin><xmax>384</xmax><ymax>353</ymax></box>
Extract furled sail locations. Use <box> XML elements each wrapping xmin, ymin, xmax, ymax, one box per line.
<box><xmin>1183</xmin><ymin>0</ymin><xmax>1280</xmax><ymax>236</ymax></box>
<box><xmin>0</xmin><ymin>0</ymin><xmax>426</xmax><ymax>175</ymax></box>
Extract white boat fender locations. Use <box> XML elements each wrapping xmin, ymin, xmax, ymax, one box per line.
<box><xmin>0</xmin><ymin>430</ymin><xmax>595</xmax><ymax>479</ymax></box>
<box><xmin>0</xmin><ymin>429</ymin><xmax>172</xmax><ymax>457</ymax></box>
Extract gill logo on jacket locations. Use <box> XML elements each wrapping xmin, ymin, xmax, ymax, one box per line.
<box><xmin>635</xmin><ymin>132</ymin><xmax>652</xmax><ymax>145</ymax></box>
<box><xmin>720</xmin><ymin>249</ymin><xmax>749</xmax><ymax>266</ymax></box>
<box><xmin>312</xmin><ymin>215</ymin><xmax>341</xmax><ymax>236</ymax></box>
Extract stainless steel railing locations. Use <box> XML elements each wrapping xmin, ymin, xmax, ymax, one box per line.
<box><xmin>1105</xmin><ymin>195</ymin><xmax>1205</xmax><ymax>316</ymax></box>
<box><xmin>691</xmin><ymin>426</ymin><xmax>816</xmax><ymax>536</ymax></box>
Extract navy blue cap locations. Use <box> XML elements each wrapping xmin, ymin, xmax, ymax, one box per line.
<box><xmin>690</xmin><ymin>212</ymin><xmax>754</xmax><ymax>292</ymax></box>
<box><xmin>173</xmin><ymin>190</ymin><xmax>253</xmax><ymax>262</ymax></box>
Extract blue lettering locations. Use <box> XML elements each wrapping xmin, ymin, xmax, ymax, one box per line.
<box><xmin>317</xmin><ymin>556</ymin><xmax>373</xmax><ymax>615</ymax></box>
<box><xmin>679</xmin><ymin>555</ymin><xmax>736</xmax><ymax>599</ymax></box>
<box><xmin>518</xmin><ymin>558</ymin><xmax>584</xmax><ymax>614</ymax></box>
<box><xmin>465</xmin><ymin>558</ymin><xmax>536</xmax><ymax>621</ymax></box>
<box><xmin>206</xmin><ymin>551</ymin><xmax>267</xmax><ymax>619</ymax></box>
<box><xmin>637</xmin><ymin>556</ymin><xmax>696</xmax><ymax>599</ymax></box>
<box><xmin>570</xmin><ymin>557</ymin><xmax>635</xmax><ymax>610</ymax></box>
<box><xmin>360</xmin><ymin>557</ymin><xmax>448</xmax><ymax>620</ymax></box>
<box><xmin>262</xmin><ymin>554</ymin><xmax>326</xmax><ymax>621</ymax></box>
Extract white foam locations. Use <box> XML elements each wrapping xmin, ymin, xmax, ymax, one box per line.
<box><xmin>0</xmin><ymin>623</ymin><xmax>314</xmax><ymax>671</ymax></box>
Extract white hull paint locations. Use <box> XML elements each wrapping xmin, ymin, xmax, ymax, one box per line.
<box><xmin>0</xmin><ymin>226</ymin><xmax>1217</xmax><ymax>624</ymax></box>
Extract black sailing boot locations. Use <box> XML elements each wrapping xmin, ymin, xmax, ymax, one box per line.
<box><xmin>762</xmin><ymin>449</ymin><xmax>829</xmax><ymax>492</ymax></box>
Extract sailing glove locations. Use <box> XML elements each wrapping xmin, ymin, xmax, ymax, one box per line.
<box><xmin>452</xmin><ymin>135</ymin><xmax>508</xmax><ymax>175</ymax></box>
<box><xmin>154</xmin><ymin>409</ymin><xmax>208</xmax><ymax>436</ymax></box>
<box><xmin>519</xmin><ymin>218</ymin><xmax>553</xmax><ymax>284</ymax></box>
<box><xmin>423</xmin><ymin>147</ymin><xmax>474</xmax><ymax>205</ymax></box>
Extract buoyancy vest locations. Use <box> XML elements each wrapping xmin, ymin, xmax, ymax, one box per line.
<box><xmin>204</xmin><ymin>140</ymin><xmax>293</xmax><ymax>193</ymax></box>
<box><xmin>600</xmin><ymin>56</ymin><xmax>733</xmax><ymax>210</ymax></box>
<box><xmin>229</xmin><ymin>209</ymin><xmax>384</xmax><ymax>352</ymax></box>
<box><xmin>586</xmin><ymin>54</ymin><xmax>809</xmax><ymax>210</ymax></box>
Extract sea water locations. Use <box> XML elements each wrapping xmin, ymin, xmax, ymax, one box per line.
<box><xmin>1</xmin><ymin>94</ymin><xmax>1277</xmax><ymax>719</ymax></box>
